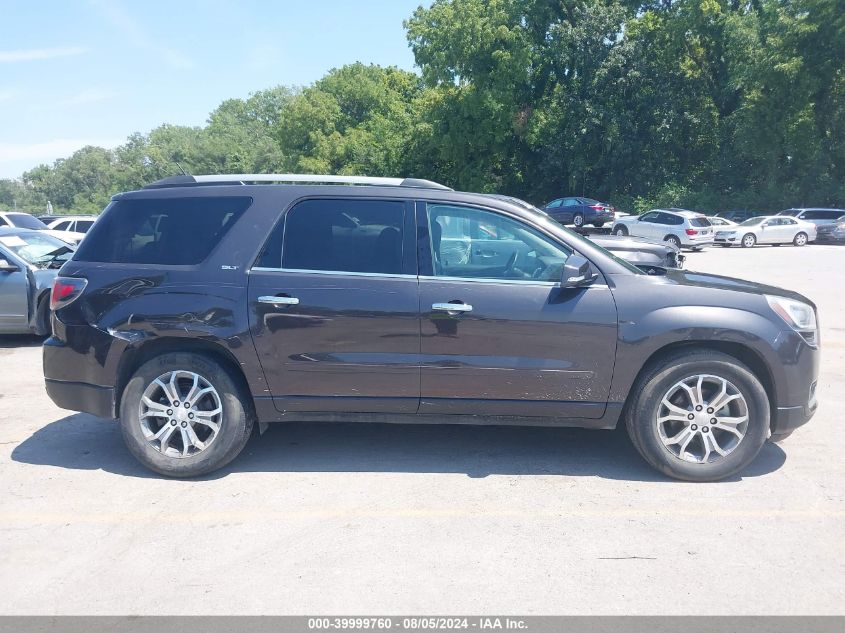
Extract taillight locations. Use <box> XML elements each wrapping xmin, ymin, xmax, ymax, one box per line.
<box><xmin>590</xmin><ymin>204</ymin><xmax>603</xmax><ymax>210</ymax></box>
<box><xmin>685</xmin><ymin>228</ymin><xmax>697</xmax><ymax>236</ymax></box>
<box><xmin>50</xmin><ymin>277</ymin><xmax>87</xmax><ymax>310</ymax></box>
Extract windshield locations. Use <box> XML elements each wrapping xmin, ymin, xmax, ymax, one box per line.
<box><xmin>739</xmin><ymin>217</ymin><xmax>766</xmax><ymax>226</ymax></box>
<box><xmin>6</xmin><ymin>213</ymin><xmax>48</xmax><ymax>230</ymax></box>
<box><xmin>0</xmin><ymin>232</ymin><xmax>74</xmax><ymax>268</ymax></box>
<box><xmin>500</xmin><ymin>196</ymin><xmax>643</xmax><ymax>274</ymax></box>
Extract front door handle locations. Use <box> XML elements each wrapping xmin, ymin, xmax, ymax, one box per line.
<box><xmin>258</xmin><ymin>295</ymin><xmax>299</xmax><ymax>305</ymax></box>
<box><xmin>432</xmin><ymin>302</ymin><xmax>473</xmax><ymax>313</ymax></box>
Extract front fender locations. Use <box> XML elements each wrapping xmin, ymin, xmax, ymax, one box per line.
<box><xmin>608</xmin><ymin>304</ymin><xmax>788</xmax><ymax>405</ymax></box>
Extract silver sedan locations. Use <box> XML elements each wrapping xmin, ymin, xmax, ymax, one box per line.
<box><xmin>0</xmin><ymin>228</ymin><xmax>75</xmax><ymax>335</ymax></box>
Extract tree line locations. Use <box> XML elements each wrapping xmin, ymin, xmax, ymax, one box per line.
<box><xmin>1</xmin><ymin>0</ymin><xmax>842</xmax><ymax>216</ymax></box>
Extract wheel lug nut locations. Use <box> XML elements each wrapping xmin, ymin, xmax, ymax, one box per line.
<box><xmin>166</xmin><ymin>409</ymin><xmax>173</xmax><ymax>415</ymax></box>
<box><xmin>174</xmin><ymin>401</ymin><xmax>180</xmax><ymax>406</ymax></box>
<box><xmin>184</xmin><ymin>402</ymin><xmax>191</xmax><ymax>408</ymax></box>
<box><xmin>688</xmin><ymin>413</ymin><xmax>695</xmax><ymax>420</ymax></box>
<box><xmin>711</xmin><ymin>418</ymin><xmax>717</xmax><ymax>424</ymax></box>
<box><xmin>170</xmin><ymin>419</ymin><xmax>176</xmax><ymax>426</ymax></box>
<box><xmin>695</xmin><ymin>405</ymin><xmax>703</xmax><ymax>411</ymax></box>
<box><xmin>188</xmin><ymin>412</ymin><xmax>194</xmax><ymax>419</ymax></box>
<box><xmin>181</xmin><ymin>421</ymin><xmax>188</xmax><ymax>428</ymax></box>
<box><xmin>703</xmin><ymin>426</ymin><xmax>710</xmax><ymax>433</ymax></box>
<box><xmin>691</xmin><ymin>424</ymin><xmax>698</xmax><ymax>431</ymax></box>
<box><xmin>707</xmin><ymin>408</ymin><xmax>714</xmax><ymax>414</ymax></box>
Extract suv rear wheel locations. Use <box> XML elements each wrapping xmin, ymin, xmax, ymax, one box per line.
<box><xmin>119</xmin><ymin>352</ymin><xmax>254</xmax><ymax>477</ymax></box>
<box><xmin>625</xmin><ymin>350</ymin><xmax>769</xmax><ymax>481</ymax></box>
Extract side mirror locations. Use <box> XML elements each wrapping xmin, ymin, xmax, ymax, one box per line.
<box><xmin>561</xmin><ymin>254</ymin><xmax>597</xmax><ymax>288</ymax></box>
<box><xmin>0</xmin><ymin>258</ymin><xmax>20</xmax><ymax>273</ymax></box>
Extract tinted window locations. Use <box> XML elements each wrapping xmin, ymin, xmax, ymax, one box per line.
<box><xmin>7</xmin><ymin>213</ymin><xmax>46</xmax><ymax>230</ymax></box>
<box><xmin>802</xmin><ymin>210</ymin><xmax>843</xmax><ymax>220</ymax></box>
<box><xmin>689</xmin><ymin>217</ymin><xmax>712</xmax><ymax>227</ymax></box>
<box><xmin>76</xmin><ymin>220</ymin><xmax>95</xmax><ymax>232</ymax></box>
<box><xmin>562</xmin><ymin>198</ymin><xmax>579</xmax><ymax>207</ymax></box>
<box><xmin>0</xmin><ymin>217</ymin><xmax>7</xmax><ymax>227</ymax></box>
<box><xmin>54</xmin><ymin>220</ymin><xmax>72</xmax><ymax>230</ymax></box>
<box><xmin>639</xmin><ymin>212</ymin><xmax>660</xmax><ymax>223</ymax></box>
<box><xmin>427</xmin><ymin>204</ymin><xmax>571</xmax><ymax>282</ymax></box>
<box><xmin>545</xmin><ymin>199</ymin><xmax>563</xmax><ymax>209</ymax></box>
<box><xmin>74</xmin><ymin>197</ymin><xmax>251</xmax><ymax>265</ymax></box>
<box><xmin>268</xmin><ymin>199</ymin><xmax>405</xmax><ymax>274</ymax></box>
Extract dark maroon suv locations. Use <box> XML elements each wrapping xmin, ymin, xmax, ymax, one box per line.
<box><xmin>43</xmin><ymin>174</ymin><xmax>819</xmax><ymax>481</ymax></box>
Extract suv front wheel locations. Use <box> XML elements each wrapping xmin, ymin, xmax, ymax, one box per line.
<box><xmin>625</xmin><ymin>350</ymin><xmax>769</xmax><ymax>481</ymax></box>
<box><xmin>119</xmin><ymin>352</ymin><xmax>254</xmax><ymax>477</ymax></box>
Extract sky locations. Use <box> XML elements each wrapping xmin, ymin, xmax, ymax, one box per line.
<box><xmin>0</xmin><ymin>0</ymin><xmax>423</xmax><ymax>178</ymax></box>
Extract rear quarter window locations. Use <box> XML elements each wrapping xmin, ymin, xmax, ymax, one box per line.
<box><xmin>73</xmin><ymin>197</ymin><xmax>251</xmax><ymax>265</ymax></box>
<box><xmin>689</xmin><ymin>218</ymin><xmax>712</xmax><ymax>227</ymax></box>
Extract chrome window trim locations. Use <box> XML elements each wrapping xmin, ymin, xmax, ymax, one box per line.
<box><xmin>250</xmin><ymin>267</ymin><xmax>417</xmax><ymax>280</ymax></box>
<box><xmin>250</xmin><ymin>266</ymin><xmax>609</xmax><ymax>289</ymax></box>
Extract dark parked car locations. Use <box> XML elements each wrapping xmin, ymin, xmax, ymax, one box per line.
<box><xmin>714</xmin><ymin>210</ymin><xmax>764</xmax><ymax>223</ymax></box>
<box><xmin>815</xmin><ymin>219</ymin><xmax>845</xmax><ymax>242</ymax></box>
<box><xmin>44</xmin><ymin>174</ymin><xmax>819</xmax><ymax>481</ymax></box>
<box><xmin>590</xmin><ymin>234</ymin><xmax>684</xmax><ymax>272</ymax></box>
<box><xmin>542</xmin><ymin>197</ymin><xmax>615</xmax><ymax>228</ymax></box>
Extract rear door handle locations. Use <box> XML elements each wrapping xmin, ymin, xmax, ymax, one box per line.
<box><xmin>432</xmin><ymin>302</ymin><xmax>473</xmax><ymax>313</ymax></box>
<box><xmin>258</xmin><ymin>295</ymin><xmax>299</xmax><ymax>305</ymax></box>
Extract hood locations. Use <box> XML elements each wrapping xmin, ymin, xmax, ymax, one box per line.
<box><xmin>592</xmin><ymin>234</ymin><xmax>675</xmax><ymax>253</ymax></box>
<box><xmin>43</xmin><ymin>229</ymin><xmax>85</xmax><ymax>244</ymax></box>
<box><xmin>663</xmin><ymin>269</ymin><xmax>815</xmax><ymax>307</ymax></box>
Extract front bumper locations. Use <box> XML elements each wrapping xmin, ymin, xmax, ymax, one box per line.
<box><xmin>768</xmin><ymin>329</ymin><xmax>820</xmax><ymax>438</ymax></box>
<box><xmin>816</xmin><ymin>228</ymin><xmax>845</xmax><ymax>241</ymax></box>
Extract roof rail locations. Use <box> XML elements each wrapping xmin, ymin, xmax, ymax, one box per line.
<box><xmin>144</xmin><ymin>173</ymin><xmax>452</xmax><ymax>191</ymax></box>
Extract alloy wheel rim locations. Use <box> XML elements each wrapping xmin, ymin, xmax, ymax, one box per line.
<box><xmin>656</xmin><ymin>374</ymin><xmax>749</xmax><ymax>464</ymax></box>
<box><xmin>139</xmin><ymin>370</ymin><xmax>222</xmax><ymax>458</ymax></box>
<box><xmin>795</xmin><ymin>234</ymin><xmax>806</xmax><ymax>245</ymax></box>
<box><xmin>574</xmin><ymin>215</ymin><xmax>583</xmax><ymax>227</ymax></box>
<box><xmin>744</xmin><ymin>235</ymin><xmax>755</xmax><ymax>247</ymax></box>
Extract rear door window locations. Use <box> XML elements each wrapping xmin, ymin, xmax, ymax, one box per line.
<box><xmin>256</xmin><ymin>199</ymin><xmax>406</xmax><ymax>275</ymax></box>
<box><xmin>689</xmin><ymin>217</ymin><xmax>712</xmax><ymax>227</ymax></box>
<box><xmin>73</xmin><ymin>197</ymin><xmax>251</xmax><ymax>265</ymax></box>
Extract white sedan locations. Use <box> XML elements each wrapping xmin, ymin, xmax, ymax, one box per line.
<box><xmin>714</xmin><ymin>215</ymin><xmax>817</xmax><ymax>248</ymax></box>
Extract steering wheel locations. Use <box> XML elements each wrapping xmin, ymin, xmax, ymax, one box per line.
<box><xmin>503</xmin><ymin>250</ymin><xmax>518</xmax><ymax>276</ymax></box>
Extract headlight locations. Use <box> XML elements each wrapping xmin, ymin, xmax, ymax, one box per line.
<box><xmin>766</xmin><ymin>295</ymin><xmax>818</xmax><ymax>344</ymax></box>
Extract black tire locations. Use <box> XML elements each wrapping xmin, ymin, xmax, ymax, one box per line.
<box><xmin>625</xmin><ymin>349</ymin><xmax>770</xmax><ymax>482</ymax></box>
<box><xmin>664</xmin><ymin>234</ymin><xmax>681</xmax><ymax>249</ymax></box>
<box><xmin>741</xmin><ymin>233</ymin><xmax>756</xmax><ymax>248</ymax></box>
<box><xmin>33</xmin><ymin>293</ymin><xmax>51</xmax><ymax>336</ymax></box>
<box><xmin>793</xmin><ymin>232</ymin><xmax>808</xmax><ymax>247</ymax></box>
<box><xmin>592</xmin><ymin>222</ymin><xmax>605</xmax><ymax>228</ymax></box>
<box><xmin>119</xmin><ymin>352</ymin><xmax>254</xmax><ymax>477</ymax></box>
<box><xmin>573</xmin><ymin>212</ymin><xmax>585</xmax><ymax>228</ymax></box>
<box><xmin>613</xmin><ymin>225</ymin><xmax>628</xmax><ymax>236</ymax></box>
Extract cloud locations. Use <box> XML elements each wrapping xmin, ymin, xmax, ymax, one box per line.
<box><xmin>0</xmin><ymin>47</ymin><xmax>87</xmax><ymax>63</ymax></box>
<box><xmin>91</xmin><ymin>1</ymin><xmax>194</xmax><ymax>70</ymax></box>
<box><xmin>56</xmin><ymin>88</ymin><xmax>117</xmax><ymax>107</ymax></box>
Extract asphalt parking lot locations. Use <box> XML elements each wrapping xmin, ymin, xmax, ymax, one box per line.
<box><xmin>1</xmin><ymin>244</ymin><xmax>843</xmax><ymax>615</ymax></box>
